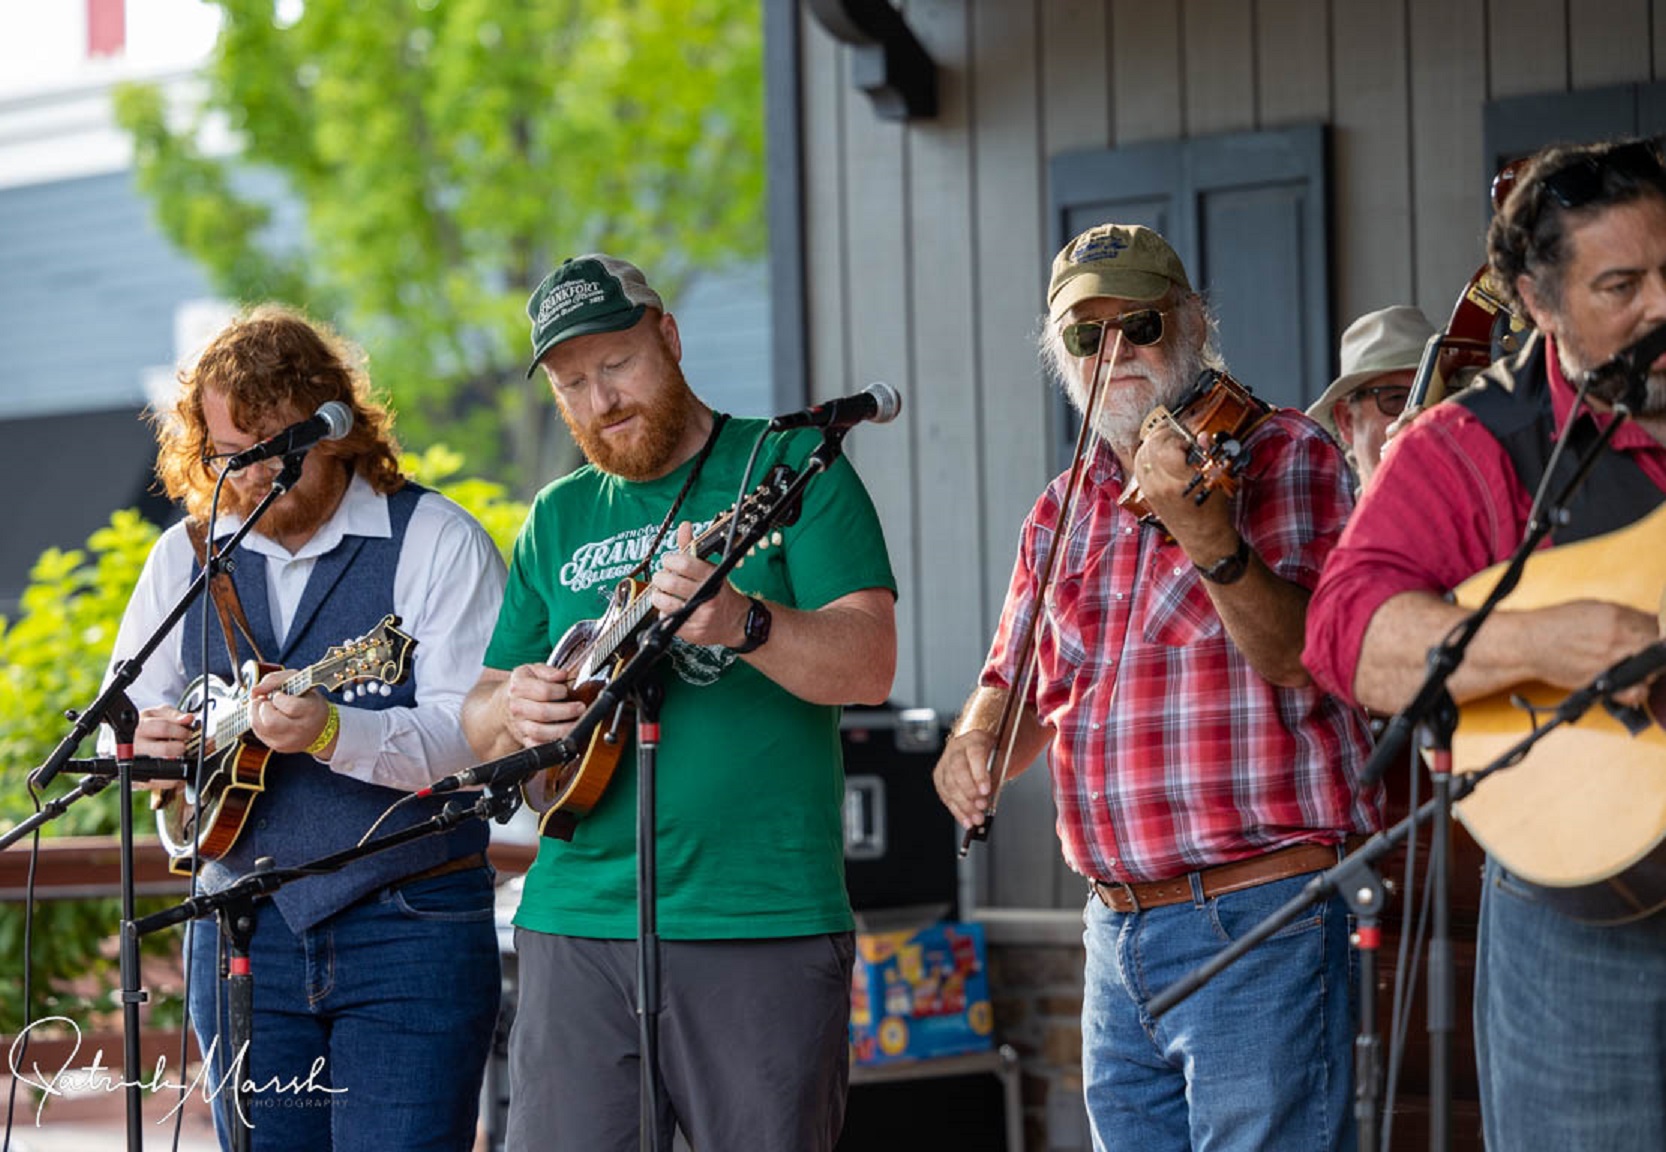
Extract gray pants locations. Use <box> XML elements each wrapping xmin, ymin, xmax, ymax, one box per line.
<box><xmin>506</xmin><ymin>929</ymin><xmax>856</xmax><ymax>1152</ymax></box>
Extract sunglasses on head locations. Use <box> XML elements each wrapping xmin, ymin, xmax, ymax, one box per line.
<box><xmin>1541</xmin><ymin>139</ymin><xmax>1666</xmax><ymax>210</ymax></box>
<box><xmin>1061</xmin><ymin>309</ymin><xmax>1166</xmax><ymax>358</ymax></box>
<box><xmin>1347</xmin><ymin>384</ymin><xmax>1411</xmax><ymax>419</ymax></box>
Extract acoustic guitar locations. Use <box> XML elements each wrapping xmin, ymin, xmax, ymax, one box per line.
<box><xmin>154</xmin><ymin>614</ymin><xmax>417</xmax><ymax>874</ymax></box>
<box><xmin>1448</xmin><ymin>501</ymin><xmax>1666</xmax><ymax>923</ymax></box>
<box><xmin>522</xmin><ymin>465</ymin><xmax>799</xmax><ymax>838</ymax></box>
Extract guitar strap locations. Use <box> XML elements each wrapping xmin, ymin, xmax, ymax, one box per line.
<box><xmin>624</xmin><ymin>410</ymin><xmax>729</xmax><ymax>582</ymax></box>
<box><xmin>185</xmin><ymin>518</ymin><xmax>267</xmax><ymax>669</ymax></box>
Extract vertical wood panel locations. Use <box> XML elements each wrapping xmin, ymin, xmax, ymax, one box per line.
<box><xmin>1657</xmin><ymin>0</ymin><xmax>1666</xmax><ymax>79</ymax></box>
<box><xmin>1570</xmin><ymin>0</ymin><xmax>1651</xmax><ymax>86</ymax></box>
<box><xmin>1183</xmin><ymin>0</ymin><xmax>1256</xmax><ymax>135</ymax></box>
<box><xmin>801</xmin><ymin>14</ymin><xmax>848</xmax><ymax>408</ymax></box>
<box><xmin>1039</xmin><ymin>0</ymin><xmax>1112</xmax><ymax>154</ymax></box>
<box><xmin>904</xmin><ymin>0</ymin><xmax>986</xmax><ymax>721</ymax></box>
<box><xmin>1111</xmin><ymin>0</ymin><xmax>1183</xmax><ymax>143</ymax></box>
<box><xmin>1257</xmin><ymin>0</ymin><xmax>1331</xmax><ymax>124</ymax></box>
<box><xmin>1331</xmin><ymin>1</ymin><xmax>1415</xmax><ymax>325</ymax></box>
<box><xmin>1410</xmin><ymin>0</ymin><xmax>1489</xmax><ymax>324</ymax></box>
<box><xmin>1488</xmin><ymin>0</ymin><xmax>1570</xmax><ymax>98</ymax></box>
<box><xmin>973</xmin><ymin>0</ymin><xmax>1051</xmax><ymax>645</ymax></box>
<box><xmin>836</xmin><ymin>36</ymin><xmax>920</xmax><ymax>705</ymax></box>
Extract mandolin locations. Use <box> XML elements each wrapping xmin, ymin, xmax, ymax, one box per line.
<box><xmin>1447</xmin><ymin>502</ymin><xmax>1666</xmax><ymax>923</ymax></box>
<box><xmin>153</xmin><ymin>614</ymin><xmax>417</xmax><ymax>874</ymax></box>
<box><xmin>522</xmin><ymin>465</ymin><xmax>800</xmax><ymax>839</ymax></box>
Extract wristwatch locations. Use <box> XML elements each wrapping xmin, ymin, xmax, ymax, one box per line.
<box><xmin>732</xmin><ymin>596</ymin><xmax>773</xmax><ymax>654</ymax></box>
<box><xmin>1195</xmin><ymin>535</ymin><xmax>1252</xmax><ymax>585</ymax></box>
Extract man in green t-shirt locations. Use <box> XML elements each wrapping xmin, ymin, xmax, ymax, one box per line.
<box><xmin>462</xmin><ymin>254</ymin><xmax>898</xmax><ymax>1152</ymax></box>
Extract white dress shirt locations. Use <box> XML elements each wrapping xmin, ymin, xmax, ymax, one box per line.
<box><xmin>103</xmin><ymin>473</ymin><xmax>507</xmax><ymax>792</ymax></box>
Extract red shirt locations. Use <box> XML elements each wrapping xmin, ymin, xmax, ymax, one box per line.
<box><xmin>1304</xmin><ymin>335</ymin><xmax>1666</xmax><ymax>705</ymax></box>
<box><xmin>983</xmin><ymin>411</ymin><xmax>1378</xmax><ymax>884</ymax></box>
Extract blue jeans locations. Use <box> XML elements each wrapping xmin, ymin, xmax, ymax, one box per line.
<box><xmin>186</xmin><ymin>867</ymin><xmax>501</xmax><ymax>1152</ymax></box>
<box><xmin>1475</xmin><ymin>858</ymin><xmax>1666</xmax><ymax>1151</ymax></box>
<box><xmin>1081</xmin><ymin>871</ymin><xmax>1355</xmax><ymax>1152</ymax></box>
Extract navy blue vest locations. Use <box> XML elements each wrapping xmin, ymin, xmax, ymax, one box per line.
<box><xmin>1456</xmin><ymin>334</ymin><xmax>1665</xmax><ymax>543</ymax></box>
<box><xmin>183</xmin><ymin>482</ymin><xmax>487</xmax><ymax>932</ymax></box>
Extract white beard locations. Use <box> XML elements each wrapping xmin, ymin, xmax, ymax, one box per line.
<box><xmin>1067</xmin><ymin>346</ymin><xmax>1204</xmax><ymax>458</ymax></box>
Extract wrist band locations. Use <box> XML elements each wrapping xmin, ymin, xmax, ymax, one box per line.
<box><xmin>306</xmin><ymin>703</ymin><xmax>340</xmax><ymax>757</ymax></box>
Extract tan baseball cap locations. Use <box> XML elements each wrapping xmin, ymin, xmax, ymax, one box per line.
<box><xmin>1047</xmin><ymin>223</ymin><xmax>1192</xmax><ymax>320</ymax></box>
<box><xmin>1306</xmin><ymin>306</ymin><xmax>1436</xmax><ymax>437</ymax></box>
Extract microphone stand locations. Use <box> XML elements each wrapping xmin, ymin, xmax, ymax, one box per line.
<box><xmin>477</xmin><ymin>425</ymin><xmax>851</xmax><ymax>1149</ymax></box>
<box><xmin>1146</xmin><ymin>367</ymin><xmax>1641</xmax><ymax>1152</ymax></box>
<box><xmin>0</xmin><ymin>760</ymin><xmax>188</xmax><ymax>854</ymax></box>
<box><xmin>128</xmin><ymin>782</ymin><xmax>525</xmax><ymax>1147</ymax></box>
<box><xmin>16</xmin><ymin>454</ymin><xmax>302</xmax><ymax>1152</ymax></box>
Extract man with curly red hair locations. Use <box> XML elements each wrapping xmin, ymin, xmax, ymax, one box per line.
<box><xmin>107</xmin><ymin>303</ymin><xmax>507</xmax><ymax>1151</ymax></box>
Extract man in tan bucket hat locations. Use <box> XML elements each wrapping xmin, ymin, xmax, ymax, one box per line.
<box><xmin>1306</xmin><ymin>305</ymin><xmax>1436</xmax><ymax>486</ymax></box>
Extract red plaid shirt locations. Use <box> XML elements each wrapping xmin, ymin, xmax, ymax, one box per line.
<box><xmin>983</xmin><ymin>410</ymin><xmax>1378</xmax><ymax>884</ymax></box>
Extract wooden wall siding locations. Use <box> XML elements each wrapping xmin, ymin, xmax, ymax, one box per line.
<box><xmin>794</xmin><ymin>0</ymin><xmax>1666</xmax><ymax>906</ymax></box>
<box><xmin>0</xmin><ymin>171</ymin><xmax>210</xmax><ymax>418</ymax></box>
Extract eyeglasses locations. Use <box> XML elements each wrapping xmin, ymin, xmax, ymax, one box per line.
<box><xmin>1347</xmin><ymin>384</ymin><xmax>1411</xmax><ymax>419</ymax></box>
<box><xmin>201</xmin><ymin>449</ymin><xmax>287</xmax><ymax>474</ymax></box>
<box><xmin>1541</xmin><ymin>139</ymin><xmax>1665</xmax><ymax>209</ymax></box>
<box><xmin>1060</xmin><ymin>309</ymin><xmax>1165</xmax><ymax>358</ymax></box>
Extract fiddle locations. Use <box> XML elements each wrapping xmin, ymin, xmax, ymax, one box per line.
<box><xmin>1118</xmin><ymin>369</ymin><xmax>1273</xmax><ymax>528</ymax></box>
<box><xmin>1405</xmin><ymin>159</ymin><xmax>1532</xmax><ymax>412</ymax></box>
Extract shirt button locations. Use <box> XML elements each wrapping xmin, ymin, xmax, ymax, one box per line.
<box><xmin>1090</xmin><ymin>721</ymin><xmax>1101</xmax><ymax>730</ymax></box>
<box><xmin>1090</xmin><ymin>791</ymin><xmax>1100</xmax><ymax>800</ymax></box>
<box><xmin>1173</xmin><ymin>566</ymin><xmax>1184</xmax><ymax>576</ymax></box>
<box><xmin>1114</xmin><ymin>592</ymin><xmax>1124</xmax><ymax>601</ymax></box>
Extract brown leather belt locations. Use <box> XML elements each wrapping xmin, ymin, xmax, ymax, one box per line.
<box><xmin>397</xmin><ymin>851</ymin><xmax>488</xmax><ymax>888</ymax></box>
<box><xmin>1090</xmin><ymin>839</ymin><xmax>1360</xmax><ymax>914</ymax></box>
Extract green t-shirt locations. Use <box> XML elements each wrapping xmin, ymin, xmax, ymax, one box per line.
<box><xmin>486</xmin><ymin>415</ymin><xmax>897</xmax><ymax>939</ymax></box>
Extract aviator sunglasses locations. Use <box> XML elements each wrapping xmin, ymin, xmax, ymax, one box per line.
<box><xmin>1061</xmin><ymin>308</ymin><xmax>1166</xmax><ymax>358</ymax></box>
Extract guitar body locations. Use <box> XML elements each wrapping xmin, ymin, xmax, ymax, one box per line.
<box><xmin>152</xmin><ymin>615</ymin><xmax>417</xmax><ymax>874</ymax></box>
<box><xmin>154</xmin><ymin>664</ymin><xmax>276</xmax><ymax>872</ymax></box>
<box><xmin>522</xmin><ymin>583</ymin><xmax>642</xmax><ymax>837</ymax></box>
<box><xmin>1449</xmin><ymin>501</ymin><xmax>1666</xmax><ymax>923</ymax></box>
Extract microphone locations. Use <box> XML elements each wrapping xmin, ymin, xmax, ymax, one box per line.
<box><xmin>1594</xmin><ymin>640</ymin><xmax>1666</xmax><ymax>698</ymax></box>
<box><xmin>1580</xmin><ymin>321</ymin><xmax>1666</xmax><ymax>410</ymax></box>
<box><xmin>1555</xmin><ymin>639</ymin><xmax>1666</xmax><ymax>725</ymax></box>
<box><xmin>222</xmin><ymin>401</ymin><xmax>354</xmax><ymax>471</ymax></box>
<box><xmin>415</xmin><ymin>740</ymin><xmax>576</xmax><ymax>798</ymax></box>
<box><xmin>768</xmin><ymin>382</ymin><xmax>902</xmax><ymax>432</ymax></box>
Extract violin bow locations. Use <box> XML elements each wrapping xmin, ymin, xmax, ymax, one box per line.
<box><xmin>961</xmin><ymin>327</ymin><xmax>1125</xmax><ymax>855</ymax></box>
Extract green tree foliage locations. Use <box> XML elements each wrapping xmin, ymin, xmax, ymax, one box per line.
<box><xmin>112</xmin><ymin>0</ymin><xmax>766</xmax><ymax>493</ymax></box>
<box><xmin>0</xmin><ymin>455</ymin><xmax>525</xmax><ymax>1034</ymax></box>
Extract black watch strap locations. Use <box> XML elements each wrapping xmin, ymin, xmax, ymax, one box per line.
<box><xmin>732</xmin><ymin>596</ymin><xmax>772</xmax><ymax>654</ymax></box>
<box><xmin>1195</xmin><ymin>535</ymin><xmax>1252</xmax><ymax>585</ymax></box>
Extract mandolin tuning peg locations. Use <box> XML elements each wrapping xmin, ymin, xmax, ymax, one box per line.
<box><xmin>343</xmin><ymin>688</ymin><xmax>356</xmax><ymax>703</ymax></box>
<box><xmin>378</xmin><ymin>682</ymin><xmax>392</xmax><ymax>697</ymax></box>
<box><xmin>734</xmin><ymin>556</ymin><xmax>745</xmax><ymax>568</ymax></box>
<box><xmin>771</xmin><ymin>531</ymin><xmax>783</xmax><ymax>546</ymax></box>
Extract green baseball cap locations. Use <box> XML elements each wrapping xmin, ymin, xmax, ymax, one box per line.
<box><xmin>1047</xmin><ymin>223</ymin><xmax>1191</xmax><ymax>320</ymax></box>
<box><xmin>525</xmin><ymin>254</ymin><xmax>665</xmax><ymax>378</ymax></box>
